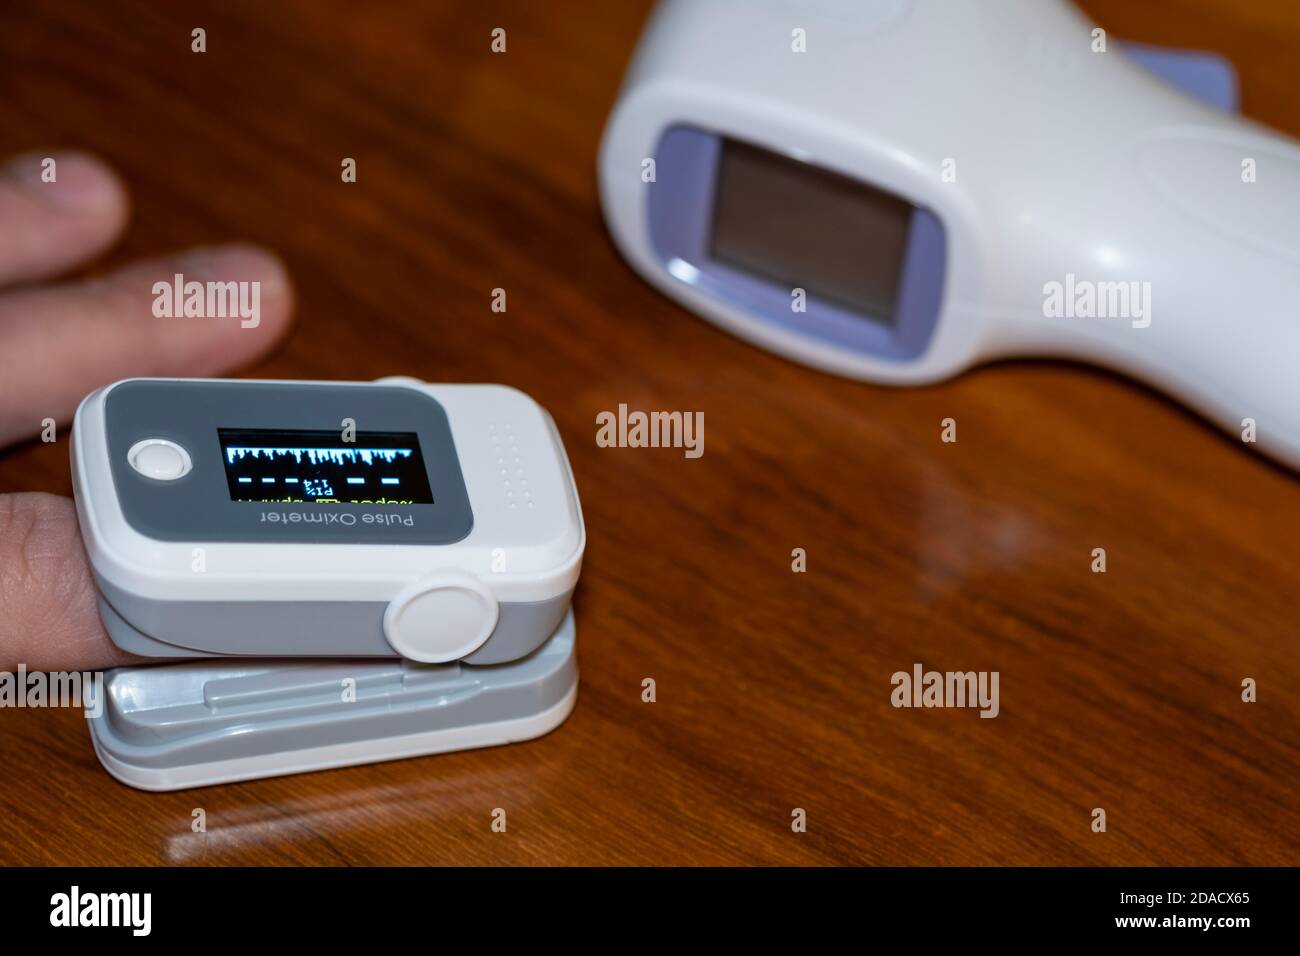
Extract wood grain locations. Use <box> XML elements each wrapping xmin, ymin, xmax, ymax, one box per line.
<box><xmin>0</xmin><ymin>0</ymin><xmax>1295</xmax><ymax>865</ymax></box>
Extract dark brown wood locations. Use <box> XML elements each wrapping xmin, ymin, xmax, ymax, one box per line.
<box><xmin>0</xmin><ymin>0</ymin><xmax>1296</xmax><ymax>865</ymax></box>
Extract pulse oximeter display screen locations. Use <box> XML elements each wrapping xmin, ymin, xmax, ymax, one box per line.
<box><xmin>217</xmin><ymin>429</ymin><xmax>435</xmax><ymax>504</ymax></box>
<box><xmin>709</xmin><ymin>138</ymin><xmax>913</xmax><ymax>323</ymax></box>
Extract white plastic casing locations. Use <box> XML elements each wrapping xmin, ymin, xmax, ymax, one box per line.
<box><xmin>89</xmin><ymin>681</ymin><xmax>579</xmax><ymax>791</ymax></box>
<box><xmin>72</xmin><ymin>378</ymin><xmax>585</xmax><ymax>611</ymax></box>
<box><xmin>600</xmin><ymin>0</ymin><xmax>1300</xmax><ymax>467</ymax></box>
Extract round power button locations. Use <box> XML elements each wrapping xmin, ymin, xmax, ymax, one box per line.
<box><xmin>383</xmin><ymin>573</ymin><xmax>499</xmax><ymax>663</ymax></box>
<box><xmin>127</xmin><ymin>438</ymin><xmax>193</xmax><ymax>481</ymax></box>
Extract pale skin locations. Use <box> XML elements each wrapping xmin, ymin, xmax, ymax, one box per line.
<box><xmin>0</xmin><ymin>151</ymin><xmax>295</xmax><ymax>671</ymax></box>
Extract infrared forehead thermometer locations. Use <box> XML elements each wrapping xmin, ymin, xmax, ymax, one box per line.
<box><xmin>72</xmin><ymin>377</ymin><xmax>584</xmax><ymax>665</ymax></box>
<box><xmin>601</xmin><ymin>0</ymin><xmax>1300</xmax><ymax>468</ymax></box>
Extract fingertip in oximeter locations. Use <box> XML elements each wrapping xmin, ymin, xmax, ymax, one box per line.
<box><xmin>71</xmin><ymin>378</ymin><xmax>584</xmax><ymax>664</ymax></box>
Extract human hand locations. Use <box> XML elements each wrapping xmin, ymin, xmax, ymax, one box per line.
<box><xmin>0</xmin><ymin>150</ymin><xmax>294</xmax><ymax>671</ymax></box>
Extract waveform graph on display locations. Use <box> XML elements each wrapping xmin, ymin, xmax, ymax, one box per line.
<box><xmin>216</xmin><ymin>428</ymin><xmax>435</xmax><ymax>504</ymax></box>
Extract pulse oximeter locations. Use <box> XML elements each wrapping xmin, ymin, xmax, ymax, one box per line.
<box><xmin>72</xmin><ymin>377</ymin><xmax>584</xmax><ymax>790</ymax></box>
<box><xmin>600</xmin><ymin>0</ymin><xmax>1300</xmax><ymax>469</ymax></box>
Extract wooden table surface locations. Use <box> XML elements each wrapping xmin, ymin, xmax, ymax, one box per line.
<box><xmin>0</xmin><ymin>0</ymin><xmax>1296</xmax><ymax>866</ymax></box>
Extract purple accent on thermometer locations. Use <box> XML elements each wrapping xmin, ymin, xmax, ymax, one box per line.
<box><xmin>1121</xmin><ymin>43</ymin><xmax>1239</xmax><ymax>113</ymax></box>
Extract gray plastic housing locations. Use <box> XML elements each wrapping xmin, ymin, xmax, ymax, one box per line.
<box><xmin>87</xmin><ymin>609</ymin><xmax>578</xmax><ymax>791</ymax></box>
<box><xmin>94</xmin><ymin>578</ymin><xmax>573</xmax><ymax>665</ymax></box>
<box><xmin>104</xmin><ymin>380</ymin><xmax>476</xmax><ymax>545</ymax></box>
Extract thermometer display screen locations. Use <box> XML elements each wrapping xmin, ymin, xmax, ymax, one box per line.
<box><xmin>217</xmin><ymin>428</ymin><xmax>434</xmax><ymax>504</ymax></box>
<box><xmin>709</xmin><ymin>138</ymin><xmax>913</xmax><ymax>323</ymax></box>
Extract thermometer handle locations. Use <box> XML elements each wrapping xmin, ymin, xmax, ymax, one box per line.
<box><xmin>1003</xmin><ymin>122</ymin><xmax>1300</xmax><ymax>469</ymax></box>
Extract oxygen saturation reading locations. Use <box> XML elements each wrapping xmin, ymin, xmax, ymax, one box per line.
<box><xmin>217</xmin><ymin>428</ymin><xmax>435</xmax><ymax>504</ymax></box>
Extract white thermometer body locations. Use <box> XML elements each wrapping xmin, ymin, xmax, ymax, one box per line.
<box><xmin>600</xmin><ymin>0</ymin><xmax>1300</xmax><ymax>467</ymax></box>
